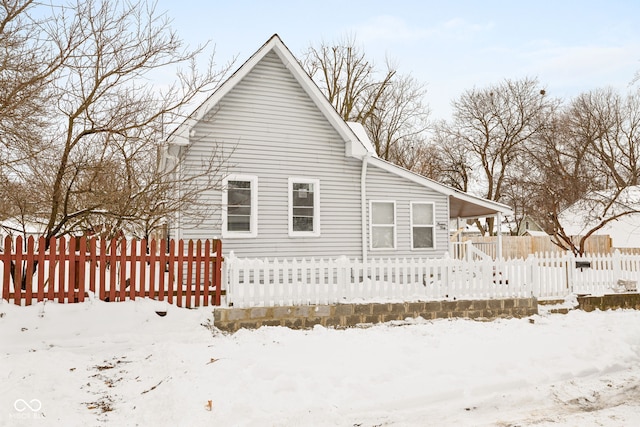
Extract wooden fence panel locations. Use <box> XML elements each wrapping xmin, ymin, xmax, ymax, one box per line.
<box><xmin>1</xmin><ymin>236</ymin><xmax>223</xmax><ymax>307</ymax></box>
<box><xmin>466</xmin><ymin>234</ymin><xmax>617</xmax><ymax>259</ymax></box>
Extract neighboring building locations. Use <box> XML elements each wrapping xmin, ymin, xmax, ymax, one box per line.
<box><xmin>559</xmin><ymin>186</ymin><xmax>640</xmax><ymax>249</ymax></box>
<box><xmin>165</xmin><ymin>34</ymin><xmax>512</xmax><ymax>260</ymax></box>
<box><xmin>517</xmin><ymin>215</ymin><xmax>547</xmax><ymax>236</ymax></box>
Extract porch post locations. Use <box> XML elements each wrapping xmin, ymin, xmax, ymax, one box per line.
<box><xmin>453</xmin><ymin>217</ymin><xmax>462</xmax><ymax>258</ymax></box>
<box><xmin>496</xmin><ymin>212</ymin><xmax>503</xmax><ymax>260</ymax></box>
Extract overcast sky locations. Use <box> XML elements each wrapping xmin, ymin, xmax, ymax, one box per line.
<box><xmin>155</xmin><ymin>0</ymin><xmax>640</xmax><ymax>121</ymax></box>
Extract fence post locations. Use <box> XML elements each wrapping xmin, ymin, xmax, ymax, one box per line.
<box><xmin>224</xmin><ymin>251</ymin><xmax>236</xmax><ymax>307</ymax></box>
<box><xmin>336</xmin><ymin>256</ymin><xmax>348</xmax><ymax>301</ymax></box>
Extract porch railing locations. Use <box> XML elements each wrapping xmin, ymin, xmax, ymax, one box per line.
<box><xmin>450</xmin><ymin>241</ymin><xmax>495</xmax><ymax>261</ymax></box>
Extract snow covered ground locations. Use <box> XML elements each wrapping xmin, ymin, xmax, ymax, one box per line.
<box><xmin>2</xmin><ymin>297</ymin><xmax>640</xmax><ymax>426</ymax></box>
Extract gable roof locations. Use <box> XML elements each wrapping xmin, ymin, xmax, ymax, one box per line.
<box><xmin>167</xmin><ymin>33</ymin><xmax>512</xmax><ymax>219</ymax></box>
<box><xmin>167</xmin><ymin>34</ymin><xmax>370</xmax><ymax>158</ymax></box>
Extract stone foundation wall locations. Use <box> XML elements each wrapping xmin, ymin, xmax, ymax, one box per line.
<box><xmin>577</xmin><ymin>293</ymin><xmax>640</xmax><ymax>312</ymax></box>
<box><xmin>213</xmin><ymin>297</ymin><xmax>538</xmax><ymax>333</ymax></box>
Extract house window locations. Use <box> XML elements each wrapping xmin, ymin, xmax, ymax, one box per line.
<box><xmin>222</xmin><ymin>175</ymin><xmax>258</xmax><ymax>238</ymax></box>
<box><xmin>411</xmin><ymin>202</ymin><xmax>435</xmax><ymax>249</ymax></box>
<box><xmin>370</xmin><ymin>201</ymin><xmax>396</xmax><ymax>249</ymax></box>
<box><xmin>288</xmin><ymin>178</ymin><xmax>320</xmax><ymax>236</ymax></box>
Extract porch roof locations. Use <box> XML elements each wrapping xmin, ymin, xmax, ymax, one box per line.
<box><xmin>449</xmin><ymin>193</ymin><xmax>512</xmax><ymax>219</ymax></box>
<box><xmin>368</xmin><ymin>157</ymin><xmax>513</xmax><ymax>219</ymax></box>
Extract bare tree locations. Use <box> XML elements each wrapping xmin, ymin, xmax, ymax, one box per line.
<box><xmin>1</xmin><ymin>0</ymin><xmax>233</xmax><ymax>243</ymax></box>
<box><xmin>363</xmin><ymin>74</ymin><xmax>431</xmax><ymax>166</ymax></box>
<box><xmin>0</xmin><ymin>0</ymin><xmax>65</xmax><ymax>180</ymax></box>
<box><xmin>535</xmin><ymin>88</ymin><xmax>640</xmax><ymax>254</ymax></box>
<box><xmin>429</xmin><ymin>123</ymin><xmax>472</xmax><ymax>192</ymax></box>
<box><xmin>434</xmin><ymin>77</ymin><xmax>556</xmax><ymax>235</ymax></box>
<box><xmin>300</xmin><ymin>36</ymin><xmax>431</xmax><ymax>169</ymax></box>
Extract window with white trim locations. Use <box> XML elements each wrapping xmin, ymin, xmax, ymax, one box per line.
<box><xmin>411</xmin><ymin>202</ymin><xmax>435</xmax><ymax>249</ymax></box>
<box><xmin>222</xmin><ymin>175</ymin><xmax>258</xmax><ymax>238</ymax></box>
<box><xmin>370</xmin><ymin>201</ymin><xmax>396</xmax><ymax>249</ymax></box>
<box><xmin>289</xmin><ymin>178</ymin><xmax>320</xmax><ymax>236</ymax></box>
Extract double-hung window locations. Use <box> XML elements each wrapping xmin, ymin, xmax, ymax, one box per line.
<box><xmin>222</xmin><ymin>175</ymin><xmax>257</xmax><ymax>238</ymax></box>
<box><xmin>411</xmin><ymin>202</ymin><xmax>435</xmax><ymax>249</ymax></box>
<box><xmin>370</xmin><ymin>201</ymin><xmax>396</xmax><ymax>249</ymax></box>
<box><xmin>288</xmin><ymin>178</ymin><xmax>320</xmax><ymax>236</ymax></box>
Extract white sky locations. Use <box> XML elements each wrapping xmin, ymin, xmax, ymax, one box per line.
<box><xmin>155</xmin><ymin>0</ymin><xmax>640</xmax><ymax>120</ymax></box>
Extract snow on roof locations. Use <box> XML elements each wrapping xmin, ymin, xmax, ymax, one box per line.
<box><xmin>560</xmin><ymin>185</ymin><xmax>640</xmax><ymax>248</ymax></box>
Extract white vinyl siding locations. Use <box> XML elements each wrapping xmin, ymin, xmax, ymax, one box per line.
<box><xmin>177</xmin><ymin>51</ymin><xmax>363</xmax><ymax>258</ymax></box>
<box><xmin>222</xmin><ymin>175</ymin><xmax>258</xmax><ymax>238</ymax></box>
<box><xmin>411</xmin><ymin>202</ymin><xmax>435</xmax><ymax>249</ymax></box>
<box><xmin>370</xmin><ymin>201</ymin><xmax>396</xmax><ymax>250</ymax></box>
<box><xmin>365</xmin><ymin>163</ymin><xmax>449</xmax><ymax>258</ymax></box>
<box><xmin>289</xmin><ymin>178</ymin><xmax>320</xmax><ymax>237</ymax></box>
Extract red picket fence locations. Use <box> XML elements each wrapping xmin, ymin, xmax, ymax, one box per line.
<box><xmin>1</xmin><ymin>235</ymin><xmax>223</xmax><ymax>307</ymax></box>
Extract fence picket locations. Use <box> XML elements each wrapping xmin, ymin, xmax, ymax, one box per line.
<box><xmin>98</xmin><ymin>239</ymin><xmax>106</xmax><ymax>300</ymax></box>
<box><xmin>193</xmin><ymin>240</ymin><xmax>202</xmax><ymax>306</ymax></box>
<box><xmin>36</xmin><ymin>237</ymin><xmax>46</xmax><ymax>301</ymax></box>
<box><xmin>130</xmin><ymin>240</ymin><xmax>138</xmax><ymax>301</ymax></box>
<box><xmin>167</xmin><ymin>240</ymin><xmax>175</xmax><ymax>305</ymax></box>
<box><xmin>213</xmin><ymin>239</ymin><xmax>222</xmax><ymax>306</ymax></box>
<box><xmin>176</xmin><ymin>240</ymin><xmax>184</xmax><ymax>308</ymax></box>
<box><xmin>24</xmin><ymin>237</ymin><xmax>35</xmax><ymax>305</ymax></box>
<box><xmin>14</xmin><ymin>236</ymin><xmax>23</xmax><ymax>305</ymax></box>
<box><xmin>77</xmin><ymin>237</ymin><xmax>87</xmax><ymax>303</ymax></box>
<box><xmin>68</xmin><ymin>237</ymin><xmax>76</xmax><ymax>303</ymax></box>
<box><xmin>2</xmin><ymin>236</ymin><xmax>11</xmax><ymax>302</ymax></box>
<box><xmin>202</xmin><ymin>240</ymin><xmax>210</xmax><ymax>306</ymax></box>
<box><xmin>118</xmin><ymin>238</ymin><xmax>127</xmax><ymax>301</ymax></box>
<box><xmin>148</xmin><ymin>239</ymin><xmax>157</xmax><ymax>301</ymax></box>
<box><xmin>57</xmin><ymin>237</ymin><xmax>66</xmax><ymax>303</ymax></box>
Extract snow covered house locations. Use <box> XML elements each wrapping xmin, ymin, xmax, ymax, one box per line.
<box><xmin>559</xmin><ymin>185</ymin><xmax>640</xmax><ymax>249</ymax></box>
<box><xmin>165</xmin><ymin>34</ymin><xmax>512</xmax><ymax>260</ymax></box>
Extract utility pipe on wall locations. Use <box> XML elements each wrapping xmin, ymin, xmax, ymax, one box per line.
<box><xmin>361</xmin><ymin>153</ymin><xmax>370</xmax><ymax>263</ymax></box>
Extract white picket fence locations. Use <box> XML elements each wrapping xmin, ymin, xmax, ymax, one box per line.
<box><xmin>223</xmin><ymin>251</ymin><xmax>640</xmax><ymax>308</ymax></box>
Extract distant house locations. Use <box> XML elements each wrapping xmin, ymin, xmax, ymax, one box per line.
<box><xmin>165</xmin><ymin>34</ymin><xmax>512</xmax><ymax>260</ymax></box>
<box><xmin>559</xmin><ymin>186</ymin><xmax>640</xmax><ymax>249</ymax></box>
<box><xmin>517</xmin><ymin>215</ymin><xmax>547</xmax><ymax>236</ymax></box>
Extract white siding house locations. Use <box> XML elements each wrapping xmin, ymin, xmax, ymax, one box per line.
<box><xmin>166</xmin><ymin>34</ymin><xmax>512</xmax><ymax>260</ymax></box>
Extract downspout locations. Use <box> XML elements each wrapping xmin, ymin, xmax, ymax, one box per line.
<box><xmin>361</xmin><ymin>153</ymin><xmax>371</xmax><ymax>263</ymax></box>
